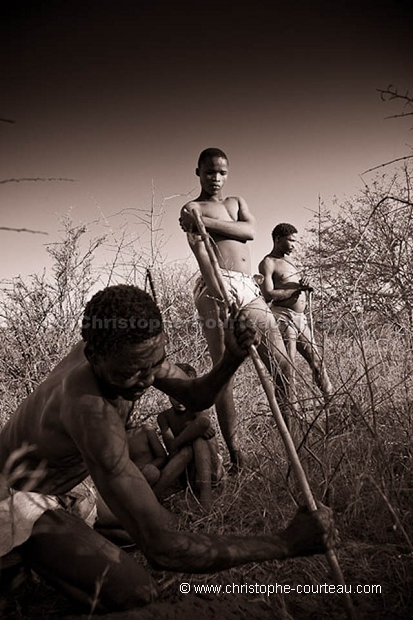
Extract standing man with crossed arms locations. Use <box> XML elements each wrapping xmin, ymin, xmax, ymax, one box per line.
<box><xmin>180</xmin><ymin>148</ymin><xmax>294</xmax><ymax>469</ymax></box>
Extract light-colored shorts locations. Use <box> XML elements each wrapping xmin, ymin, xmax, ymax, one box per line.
<box><xmin>193</xmin><ymin>270</ymin><xmax>261</xmax><ymax>309</ymax></box>
<box><xmin>0</xmin><ymin>477</ymin><xmax>98</xmax><ymax>558</ymax></box>
<box><xmin>271</xmin><ymin>305</ymin><xmax>308</xmax><ymax>338</ymax></box>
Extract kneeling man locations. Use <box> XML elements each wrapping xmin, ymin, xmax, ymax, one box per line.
<box><xmin>0</xmin><ymin>284</ymin><xmax>336</xmax><ymax>612</ymax></box>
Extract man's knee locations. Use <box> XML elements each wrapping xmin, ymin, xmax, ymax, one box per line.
<box><xmin>197</xmin><ymin>416</ymin><xmax>212</xmax><ymax>434</ymax></box>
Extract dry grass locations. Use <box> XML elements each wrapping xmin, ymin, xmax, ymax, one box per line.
<box><xmin>1</xmin><ymin>217</ymin><xmax>413</xmax><ymax>619</ymax></box>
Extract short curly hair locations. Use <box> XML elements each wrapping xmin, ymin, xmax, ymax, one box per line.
<box><xmin>271</xmin><ymin>223</ymin><xmax>298</xmax><ymax>240</ymax></box>
<box><xmin>197</xmin><ymin>148</ymin><xmax>229</xmax><ymax>168</ymax></box>
<box><xmin>81</xmin><ymin>285</ymin><xmax>163</xmax><ymax>357</ymax></box>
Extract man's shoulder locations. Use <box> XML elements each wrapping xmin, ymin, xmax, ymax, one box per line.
<box><xmin>181</xmin><ymin>198</ymin><xmax>200</xmax><ymax>212</ymax></box>
<box><xmin>62</xmin><ymin>350</ymin><xmax>96</xmax><ymax>394</ymax></box>
<box><xmin>259</xmin><ymin>255</ymin><xmax>284</xmax><ymax>274</ymax></box>
<box><xmin>224</xmin><ymin>194</ymin><xmax>243</xmax><ymax>201</ymax></box>
<box><xmin>259</xmin><ymin>254</ymin><xmax>277</xmax><ymax>266</ymax></box>
<box><xmin>61</xmin><ymin>361</ymin><xmax>120</xmax><ymax>423</ymax></box>
<box><xmin>60</xmin><ymin>387</ymin><xmax>125</xmax><ymax>445</ymax></box>
<box><xmin>182</xmin><ymin>198</ymin><xmax>197</xmax><ymax>207</ymax></box>
<box><xmin>26</xmin><ymin>344</ymin><xmax>90</xmax><ymax>410</ymax></box>
<box><xmin>224</xmin><ymin>195</ymin><xmax>245</xmax><ymax>207</ymax></box>
<box><xmin>223</xmin><ymin>195</ymin><xmax>250</xmax><ymax>219</ymax></box>
<box><xmin>264</xmin><ymin>254</ymin><xmax>284</xmax><ymax>265</ymax></box>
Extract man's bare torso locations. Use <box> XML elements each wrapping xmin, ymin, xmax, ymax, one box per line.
<box><xmin>264</xmin><ymin>255</ymin><xmax>307</xmax><ymax>313</ymax></box>
<box><xmin>0</xmin><ymin>342</ymin><xmax>134</xmax><ymax>495</ymax></box>
<box><xmin>192</xmin><ymin>197</ymin><xmax>251</xmax><ymax>274</ymax></box>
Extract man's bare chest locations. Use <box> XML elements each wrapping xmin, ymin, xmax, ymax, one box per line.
<box><xmin>271</xmin><ymin>258</ymin><xmax>299</xmax><ymax>283</ymax></box>
<box><xmin>198</xmin><ymin>198</ymin><xmax>238</xmax><ymax>222</ymax></box>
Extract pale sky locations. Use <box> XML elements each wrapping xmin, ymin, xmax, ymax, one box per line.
<box><xmin>1</xmin><ymin>1</ymin><xmax>412</xmax><ymax>285</ymax></box>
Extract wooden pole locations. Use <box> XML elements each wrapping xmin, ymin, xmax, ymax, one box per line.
<box><xmin>192</xmin><ymin>210</ymin><xmax>355</xmax><ymax>619</ymax></box>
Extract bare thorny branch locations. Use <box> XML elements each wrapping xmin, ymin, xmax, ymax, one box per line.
<box><xmin>377</xmin><ymin>85</ymin><xmax>413</xmax><ymax>119</ymax></box>
<box><xmin>361</xmin><ymin>85</ymin><xmax>413</xmax><ymax>174</ymax></box>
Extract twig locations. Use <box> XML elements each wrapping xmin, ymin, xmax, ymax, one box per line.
<box><xmin>361</xmin><ymin>155</ymin><xmax>413</xmax><ymax>175</ymax></box>
<box><xmin>361</xmin><ymin>474</ymin><xmax>413</xmax><ymax>552</ymax></box>
<box><xmin>0</xmin><ymin>227</ymin><xmax>48</xmax><ymax>235</ymax></box>
<box><xmin>0</xmin><ymin>177</ymin><xmax>78</xmax><ymax>184</ymax></box>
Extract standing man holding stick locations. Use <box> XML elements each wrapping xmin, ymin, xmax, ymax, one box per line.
<box><xmin>258</xmin><ymin>223</ymin><xmax>333</xmax><ymax>409</ymax></box>
<box><xmin>180</xmin><ymin>148</ymin><xmax>294</xmax><ymax>469</ymax></box>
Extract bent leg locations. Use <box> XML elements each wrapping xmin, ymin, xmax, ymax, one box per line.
<box><xmin>22</xmin><ymin>509</ymin><xmax>158</xmax><ymax>611</ymax></box>
<box><xmin>297</xmin><ymin>327</ymin><xmax>333</xmax><ymax>400</ymax></box>
<box><xmin>152</xmin><ymin>446</ymin><xmax>194</xmax><ymax>498</ymax></box>
<box><xmin>195</xmin><ymin>289</ymin><xmax>241</xmax><ymax>467</ymax></box>
<box><xmin>193</xmin><ymin>438</ymin><xmax>213</xmax><ymax>510</ymax></box>
<box><xmin>244</xmin><ymin>298</ymin><xmax>295</xmax><ymax>424</ymax></box>
<box><xmin>207</xmin><ymin>436</ymin><xmax>224</xmax><ymax>486</ymax></box>
<box><xmin>280</xmin><ymin>322</ymin><xmax>298</xmax><ymax>398</ymax></box>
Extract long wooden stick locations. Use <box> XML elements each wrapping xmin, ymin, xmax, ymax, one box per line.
<box><xmin>192</xmin><ymin>211</ymin><xmax>355</xmax><ymax>619</ymax></box>
<box><xmin>307</xmin><ymin>289</ymin><xmax>317</xmax><ymax>386</ymax></box>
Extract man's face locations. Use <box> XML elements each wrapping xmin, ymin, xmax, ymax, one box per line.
<box><xmin>93</xmin><ymin>333</ymin><xmax>166</xmax><ymax>401</ymax></box>
<box><xmin>279</xmin><ymin>234</ymin><xmax>297</xmax><ymax>255</ymax></box>
<box><xmin>196</xmin><ymin>156</ymin><xmax>228</xmax><ymax>196</ymax></box>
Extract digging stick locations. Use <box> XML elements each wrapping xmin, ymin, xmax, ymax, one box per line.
<box><xmin>307</xmin><ymin>288</ymin><xmax>331</xmax><ymax>434</ymax></box>
<box><xmin>307</xmin><ymin>288</ymin><xmax>317</xmax><ymax>385</ymax></box>
<box><xmin>307</xmin><ymin>289</ymin><xmax>315</xmax><ymax>346</ymax></box>
<box><xmin>191</xmin><ymin>210</ymin><xmax>355</xmax><ymax>619</ymax></box>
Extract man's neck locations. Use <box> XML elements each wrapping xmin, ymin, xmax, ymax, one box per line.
<box><xmin>197</xmin><ymin>191</ymin><xmax>223</xmax><ymax>203</ymax></box>
<box><xmin>269</xmin><ymin>248</ymin><xmax>285</xmax><ymax>259</ymax></box>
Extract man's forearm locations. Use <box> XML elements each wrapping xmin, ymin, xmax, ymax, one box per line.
<box><xmin>146</xmin><ymin>530</ymin><xmax>288</xmax><ymax>573</ymax></box>
<box><xmin>188</xmin><ymin>234</ymin><xmax>223</xmax><ymax>299</ymax></box>
<box><xmin>203</xmin><ymin>217</ymin><xmax>255</xmax><ymax>241</ymax></box>
<box><xmin>172</xmin><ymin>420</ymin><xmax>208</xmax><ymax>450</ymax></box>
<box><xmin>268</xmin><ymin>283</ymin><xmax>301</xmax><ymax>302</ymax></box>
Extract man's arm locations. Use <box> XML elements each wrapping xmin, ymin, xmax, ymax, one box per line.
<box><xmin>154</xmin><ymin>309</ymin><xmax>259</xmax><ymax>411</ymax></box>
<box><xmin>180</xmin><ymin>198</ymin><xmax>256</xmax><ymax>241</ymax></box>
<box><xmin>168</xmin><ymin>413</ymin><xmax>213</xmax><ymax>456</ymax></box>
<box><xmin>258</xmin><ymin>257</ymin><xmax>302</xmax><ymax>303</ymax></box>
<box><xmin>63</xmin><ymin>395</ymin><xmax>337</xmax><ymax>573</ymax></box>
<box><xmin>62</xmin><ymin>396</ymin><xmax>172</xmax><ymax>546</ymax></box>
<box><xmin>202</xmin><ymin>197</ymin><xmax>256</xmax><ymax>241</ymax></box>
<box><xmin>187</xmin><ymin>231</ymin><xmax>224</xmax><ymax>299</ymax></box>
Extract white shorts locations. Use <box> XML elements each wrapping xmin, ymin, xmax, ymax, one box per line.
<box><xmin>193</xmin><ymin>270</ymin><xmax>261</xmax><ymax>309</ymax></box>
<box><xmin>271</xmin><ymin>305</ymin><xmax>308</xmax><ymax>338</ymax></box>
<box><xmin>0</xmin><ymin>478</ymin><xmax>98</xmax><ymax>558</ymax></box>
